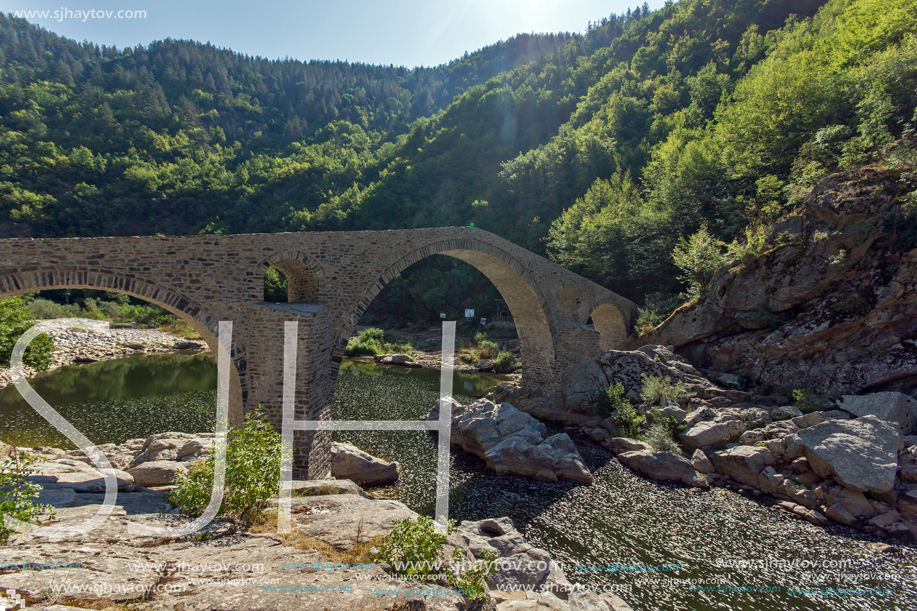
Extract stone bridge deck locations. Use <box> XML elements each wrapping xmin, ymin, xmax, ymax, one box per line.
<box><xmin>0</xmin><ymin>227</ymin><xmax>636</xmax><ymax>477</ymax></box>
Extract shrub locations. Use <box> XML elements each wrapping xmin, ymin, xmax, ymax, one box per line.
<box><xmin>170</xmin><ymin>407</ymin><xmax>282</xmax><ymax>519</ymax></box>
<box><xmin>672</xmin><ymin>225</ymin><xmax>729</xmax><ymax>296</ymax></box>
<box><xmin>377</xmin><ymin>516</ymin><xmax>497</xmax><ymax>602</ymax></box>
<box><xmin>1</xmin><ymin>447</ymin><xmax>55</xmax><ymax>543</ymax></box>
<box><xmin>640</xmin><ymin>374</ymin><xmax>696</xmax><ymax>406</ymax></box>
<box><xmin>645</xmin><ymin>421</ymin><xmax>680</xmax><ymax>452</ymax></box>
<box><xmin>477</xmin><ymin>340</ymin><xmax>500</xmax><ymax>359</ymax></box>
<box><xmin>596</xmin><ymin>382</ymin><xmax>640</xmax><ymax>437</ymax></box>
<box><xmin>493</xmin><ymin>351</ymin><xmax>516</xmax><ymax>372</ymax></box>
<box><xmin>792</xmin><ymin>389</ymin><xmax>833</xmax><ymax>414</ymax></box>
<box><xmin>0</xmin><ymin>295</ymin><xmax>54</xmax><ymax>372</ymax></box>
<box><xmin>344</xmin><ymin>328</ymin><xmax>413</xmax><ymax>356</ymax></box>
<box><xmin>377</xmin><ymin>516</ymin><xmax>452</xmax><ymax>581</ymax></box>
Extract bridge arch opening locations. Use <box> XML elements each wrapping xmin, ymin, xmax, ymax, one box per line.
<box><xmin>0</xmin><ymin>271</ymin><xmax>247</xmax><ymax>428</ymax></box>
<box><xmin>337</xmin><ymin>240</ymin><xmax>557</xmax><ymax>387</ymax></box>
<box><xmin>589</xmin><ymin>303</ymin><xmax>627</xmax><ymax>352</ymax></box>
<box><xmin>262</xmin><ymin>252</ymin><xmax>322</xmax><ymax>304</ymax></box>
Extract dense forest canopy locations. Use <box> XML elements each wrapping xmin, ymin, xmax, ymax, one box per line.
<box><xmin>1</xmin><ymin>0</ymin><xmax>915</xmax><ymax>324</ymax></box>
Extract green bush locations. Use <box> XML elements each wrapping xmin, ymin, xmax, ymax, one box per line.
<box><xmin>1</xmin><ymin>447</ymin><xmax>55</xmax><ymax>543</ymax></box>
<box><xmin>477</xmin><ymin>340</ymin><xmax>500</xmax><ymax>359</ymax></box>
<box><xmin>344</xmin><ymin>328</ymin><xmax>413</xmax><ymax>356</ymax></box>
<box><xmin>377</xmin><ymin>516</ymin><xmax>497</xmax><ymax>602</ymax></box>
<box><xmin>644</xmin><ymin>421</ymin><xmax>680</xmax><ymax>452</ymax></box>
<box><xmin>792</xmin><ymin>389</ymin><xmax>833</xmax><ymax>414</ymax></box>
<box><xmin>493</xmin><ymin>351</ymin><xmax>516</xmax><ymax>372</ymax></box>
<box><xmin>672</xmin><ymin>225</ymin><xmax>729</xmax><ymax>296</ymax></box>
<box><xmin>640</xmin><ymin>374</ymin><xmax>696</xmax><ymax>406</ymax></box>
<box><xmin>596</xmin><ymin>382</ymin><xmax>640</xmax><ymax>438</ymax></box>
<box><xmin>170</xmin><ymin>407</ymin><xmax>282</xmax><ymax>519</ymax></box>
<box><xmin>377</xmin><ymin>515</ymin><xmax>452</xmax><ymax>581</ymax></box>
<box><xmin>0</xmin><ymin>296</ymin><xmax>54</xmax><ymax>372</ymax></box>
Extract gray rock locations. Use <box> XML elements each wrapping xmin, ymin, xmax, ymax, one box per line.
<box><xmin>127</xmin><ymin>460</ymin><xmax>188</xmax><ymax>487</ymax></box>
<box><xmin>611</xmin><ymin>437</ymin><xmax>653</xmax><ymax>452</ymax></box>
<box><xmin>796</xmin><ymin>415</ymin><xmax>898</xmax><ymax>494</ymax></box>
<box><xmin>30</xmin><ymin>460</ymin><xmax>135</xmax><ymax>492</ymax></box>
<box><xmin>709</xmin><ymin>445</ymin><xmax>775</xmax><ymax>486</ymax></box>
<box><xmin>290</xmin><ymin>479</ymin><xmax>366</xmax><ymax>497</ymax></box>
<box><xmin>772</xmin><ymin>405</ymin><xmax>803</xmax><ymax>421</ymax></box>
<box><xmin>561</xmin><ymin>360</ymin><xmax>608</xmax><ymax>413</ymax></box>
<box><xmin>679</xmin><ymin>419</ymin><xmax>745</xmax><ymax>450</ymax></box>
<box><xmin>692</xmin><ymin>449</ymin><xmax>714</xmax><ymax>474</ymax></box>
<box><xmin>657</xmin><ymin>404</ymin><xmax>687</xmax><ymax>423</ymax></box>
<box><xmin>617</xmin><ymin>450</ymin><xmax>703</xmax><ymax>487</ymax></box>
<box><xmin>330</xmin><ymin>442</ymin><xmax>400</xmax><ymax>486</ymax></box>
<box><xmin>428</xmin><ymin>399</ymin><xmax>592</xmax><ymax>483</ymax></box>
<box><xmin>838</xmin><ymin>392</ymin><xmax>917</xmax><ymax>435</ymax></box>
<box><xmin>293</xmin><ymin>494</ymin><xmax>418</xmax><ymax>547</ymax></box>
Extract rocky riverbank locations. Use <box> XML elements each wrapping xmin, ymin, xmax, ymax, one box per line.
<box><xmin>0</xmin><ymin>320</ymin><xmax>207</xmax><ymax>389</ymax></box>
<box><xmin>1</xmin><ymin>434</ymin><xmax>633</xmax><ymax>611</ymax></box>
<box><xmin>482</xmin><ymin>345</ymin><xmax>917</xmax><ymax>541</ymax></box>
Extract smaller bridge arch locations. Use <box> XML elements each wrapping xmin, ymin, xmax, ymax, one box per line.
<box><xmin>263</xmin><ymin>251</ymin><xmax>324</xmax><ymax>303</ymax></box>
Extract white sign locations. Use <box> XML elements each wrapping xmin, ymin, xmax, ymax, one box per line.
<box><xmin>480</xmin><ymin>318</ymin><xmax>487</xmax><ymax>325</ymax></box>
<box><xmin>440</xmin><ymin>313</ymin><xmax>446</xmax><ymax>319</ymax></box>
<box><xmin>465</xmin><ymin>309</ymin><xmax>474</xmax><ymax>318</ymax></box>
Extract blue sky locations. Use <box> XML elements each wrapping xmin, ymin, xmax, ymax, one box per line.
<box><xmin>1</xmin><ymin>0</ymin><xmax>667</xmax><ymax>67</ymax></box>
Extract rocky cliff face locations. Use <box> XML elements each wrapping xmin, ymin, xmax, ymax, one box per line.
<box><xmin>637</xmin><ymin>164</ymin><xmax>917</xmax><ymax>398</ymax></box>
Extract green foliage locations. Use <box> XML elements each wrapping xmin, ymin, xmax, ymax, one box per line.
<box><xmin>792</xmin><ymin>389</ymin><xmax>833</xmax><ymax>414</ymax></box>
<box><xmin>0</xmin><ymin>296</ymin><xmax>54</xmax><ymax>371</ymax></box>
<box><xmin>635</xmin><ymin>293</ymin><xmax>686</xmax><ymax>336</ymax></box>
<box><xmin>493</xmin><ymin>351</ymin><xmax>517</xmax><ymax>373</ymax></box>
<box><xmin>640</xmin><ymin>374</ymin><xmax>696</xmax><ymax>406</ymax></box>
<box><xmin>448</xmin><ymin>548</ymin><xmax>498</xmax><ymax>602</ymax></box>
<box><xmin>596</xmin><ymin>382</ymin><xmax>640</xmax><ymax>437</ymax></box>
<box><xmin>672</xmin><ymin>225</ymin><xmax>729</xmax><ymax>296</ymax></box>
<box><xmin>344</xmin><ymin>327</ymin><xmax>413</xmax><ymax>356</ymax></box>
<box><xmin>377</xmin><ymin>516</ymin><xmax>452</xmax><ymax>581</ymax></box>
<box><xmin>476</xmin><ymin>340</ymin><xmax>500</xmax><ymax>359</ymax></box>
<box><xmin>170</xmin><ymin>407</ymin><xmax>282</xmax><ymax>518</ymax></box>
<box><xmin>0</xmin><ymin>447</ymin><xmax>55</xmax><ymax>543</ymax></box>
<box><xmin>263</xmin><ymin>267</ymin><xmax>288</xmax><ymax>303</ymax></box>
<box><xmin>644</xmin><ymin>418</ymin><xmax>681</xmax><ymax>452</ymax></box>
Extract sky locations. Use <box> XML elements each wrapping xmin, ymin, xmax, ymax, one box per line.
<box><xmin>1</xmin><ymin>0</ymin><xmax>667</xmax><ymax>68</ymax></box>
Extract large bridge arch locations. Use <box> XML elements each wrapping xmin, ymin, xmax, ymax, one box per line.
<box><xmin>0</xmin><ymin>269</ymin><xmax>248</xmax><ymax>427</ymax></box>
<box><xmin>336</xmin><ymin>238</ymin><xmax>558</xmax><ymax>386</ymax></box>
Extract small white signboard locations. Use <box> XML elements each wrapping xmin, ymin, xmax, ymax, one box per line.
<box><xmin>480</xmin><ymin>318</ymin><xmax>487</xmax><ymax>325</ymax></box>
<box><xmin>440</xmin><ymin>313</ymin><xmax>446</xmax><ymax>319</ymax></box>
<box><xmin>465</xmin><ymin>309</ymin><xmax>474</xmax><ymax>318</ymax></box>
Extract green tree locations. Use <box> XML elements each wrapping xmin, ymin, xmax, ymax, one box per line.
<box><xmin>0</xmin><ymin>296</ymin><xmax>54</xmax><ymax>371</ymax></box>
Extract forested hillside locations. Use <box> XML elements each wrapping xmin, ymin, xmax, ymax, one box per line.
<box><xmin>1</xmin><ymin>0</ymin><xmax>915</xmax><ymax>326</ymax></box>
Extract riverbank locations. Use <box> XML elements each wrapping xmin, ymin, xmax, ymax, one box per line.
<box><xmin>0</xmin><ymin>433</ymin><xmax>633</xmax><ymax>611</ymax></box>
<box><xmin>0</xmin><ymin>320</ymin><xmax>207</xmax><ymax>389</ymax></box>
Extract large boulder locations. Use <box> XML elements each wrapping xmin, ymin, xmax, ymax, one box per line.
<box><xmin>617</xmin><ymin>450</ymin><xmax>703</xmax><ymax>487</ymax></box>
<box><xmin>709</xmin><ymin>446</ymin><xmax>775</xmax><ymax>486</ymax></box>
<box><xmin>679</xmin><ymin>419</ymin><xmax>745</xmax><ymax>450</ymax></box>
<box><xmin>561</xmin><ymin>360</ymin><xmax>608</xmax><ymax>413</ymax></box>
<box><xmin>330</xmin><ymin>442</ymin><xmax>400</xmax><ymax>487</ymax></box>
<box><xmin>426</xmin><ymin>399</ymin><xmax>592</xmax><ymax>484</ymax></box>
<box><xmin>31</xmin><ymin>459</ymin><xmax>135</xmax><ymax>491</ymax></box>
<box><xmin>126</xmin><ymin>460</ymin><xmax>187</xmax><ymax>487</ymax></box>
<box><xmin>837</xmin><ymin>393</ymin><xmax>917</xmax><ymax>435</ymax></box>
<box><xmin>795</xmin><ymin>415</ymin><xmax>898</xmax><ymax>494</ymax></box>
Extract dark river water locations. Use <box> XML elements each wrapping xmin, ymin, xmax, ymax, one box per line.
<box><xmin>1</xmin><ymin>354</ymin><xmax>914</xmax><ymax>610</ymax></box>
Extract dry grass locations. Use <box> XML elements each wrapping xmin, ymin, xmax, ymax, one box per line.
<box><xmin>157</xmin><ymin>319</ymin><xmax>202</xmax><ymax>340</ymax></box>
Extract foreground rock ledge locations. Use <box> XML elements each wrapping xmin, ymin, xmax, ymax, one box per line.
<box><xmin>0</xmin><ymin>486</ymin><xmax>630</xmax><ymax>611</ymax></box>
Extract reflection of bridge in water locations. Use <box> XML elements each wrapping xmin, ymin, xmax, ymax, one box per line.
<box><xmin>0</xmin><ymin>227</ymin><xmax>636</xmax><ymax>477</ymax></box>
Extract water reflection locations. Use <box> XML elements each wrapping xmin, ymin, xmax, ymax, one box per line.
<box><xmin>0</xmin><ymin>353</ymin><xmax>217</xmax><ymax>448</ymax></box>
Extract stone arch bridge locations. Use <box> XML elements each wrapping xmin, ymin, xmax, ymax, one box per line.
<box><xmin>0</xmin><ymin>227</ymin><xmax>637</xmax><ymax>477</ymax></box>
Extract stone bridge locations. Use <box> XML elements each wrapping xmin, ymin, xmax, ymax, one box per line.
<box><xmin>0</xmin><ymin>227</ymin><xmax>637</xmax><ymax>477</ymax></box>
